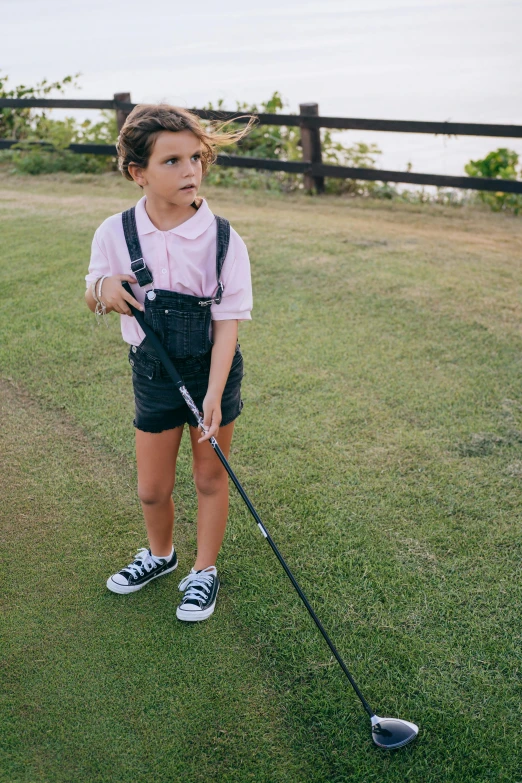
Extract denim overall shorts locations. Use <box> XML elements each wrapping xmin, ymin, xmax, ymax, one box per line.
<box><xmin>122</xmin><ymin>204</ymin><xmax>244</xmax><ymax>434</ymax></box>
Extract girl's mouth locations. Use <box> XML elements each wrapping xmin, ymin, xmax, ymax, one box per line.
<box><xmin>181</xmin><ymin>185</ymin><xmax>195</xmax><ymax>191</ymax></box>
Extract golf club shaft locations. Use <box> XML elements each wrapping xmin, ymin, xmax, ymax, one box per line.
<box><xmin>122</xmin><ymin>282</ymin><xmax>375</xmax><ymax>719</ymax></box>
<box><xmin>210</xmin><ymin>442</ymin><xmax>375</xmax><ymax>718</ymax></box>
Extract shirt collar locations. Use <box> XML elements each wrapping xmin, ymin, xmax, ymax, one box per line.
<box><xmin>135</xmin><ymin>195</ymin><xmax>215</xmax><ymax>239</ymax></box>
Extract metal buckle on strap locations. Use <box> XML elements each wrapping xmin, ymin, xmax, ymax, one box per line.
<box><xmin>130</xmin><ymin>257</ymin><xmax>154</xmax><ymax>289</ymax></box>
<box><xmin>199</xmin><ymin>282</ymin><xmax>224</xmax><ymax>307</ymax></box>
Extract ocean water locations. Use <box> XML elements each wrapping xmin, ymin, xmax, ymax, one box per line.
<box><xmin>3</xmin><ymin>0</ymin><xmax>522</xmax><ymax>180</ymax></box>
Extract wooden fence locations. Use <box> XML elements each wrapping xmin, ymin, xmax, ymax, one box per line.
<box><xmin>1</xmin><ymin>94</ymin><xmax>521</xmax><ymax>194</ymax></box>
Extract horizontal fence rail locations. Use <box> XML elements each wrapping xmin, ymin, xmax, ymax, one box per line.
<box><xmin>1</xmin><ymin>96</ymin><xmax>521</xmax><ymax>194</ymax></box>
<box><xmin>2</xmin><ymin>98</ymin><xmax>522</xmax><ymax>138</ymax></box>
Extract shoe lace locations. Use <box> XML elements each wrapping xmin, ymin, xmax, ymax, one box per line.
<box><xmin>178</xmin><ymin>570</ymin><xmax>214</xmax><ymax>603</ymax></box>
<box><xmin>124</xmin><ymin>547</ymin><xmax>155</xmax><ymax>579</ymax></box>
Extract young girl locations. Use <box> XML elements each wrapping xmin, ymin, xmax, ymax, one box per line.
<box><xmin>85</xmin><ymin>104</ymin><xmax>257</xmax><ymax>621</ymax></box>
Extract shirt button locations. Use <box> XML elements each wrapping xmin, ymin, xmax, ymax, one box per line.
<box><xmin>130</xmin><ymin>359</ymin><xmax>134</xmax><ymax>366</ymax></box>
<box><xmin>161</xmin><ymin>268</ymin><xmax>167</xmax><ymax>274</ymax></box>
<box><xmin>131</xmin><ymin>345</ymin><xmax>137</xmax><ymax>353</ymax></box>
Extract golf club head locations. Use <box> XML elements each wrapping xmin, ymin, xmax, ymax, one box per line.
<box><xmin>371</xmin><ymin>715</ymin><xmax>419</xmax><ymax>749</ymax></box>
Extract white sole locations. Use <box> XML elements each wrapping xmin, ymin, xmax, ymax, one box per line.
<box><xmin>176</xmin><ymin>584</ymin><xmax>219</xmax><ymax>621</ymax></box>
<box><xmin>106</xmin><ymin>561</ymin><xmax>178</xmax><ymax>594</ymax></box>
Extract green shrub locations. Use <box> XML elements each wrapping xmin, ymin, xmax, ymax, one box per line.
<box><xmin>465</xmin><ymin>148</ymin><xmax>522</xmax><ymax>214</ymax></box>
<box><xmin>0</xmin><ymin>71</ymin><xmax>118</xmax><ymax>174</ymax></box>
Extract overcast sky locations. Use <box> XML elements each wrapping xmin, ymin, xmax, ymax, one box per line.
<box><xmin>3</xmin><ymin>0</ymin><xmax>521</xmax><ymax>175</ymax></box>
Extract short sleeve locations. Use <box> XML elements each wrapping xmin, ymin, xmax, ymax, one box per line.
<box><xmin>211</xmin><ymin>231</ymin><xmax>253</xmax><ymax>321</ymax></box>
<box><xmin>85</xmin><ymin>229</ymin><xmax>111</xmax><ymax>287</ymax></box>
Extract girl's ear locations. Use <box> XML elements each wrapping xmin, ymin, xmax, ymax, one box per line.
<box><xmin>128</xmin><ymin>162</ymin><xmax>147</xmax><ymax>188</ymax></box>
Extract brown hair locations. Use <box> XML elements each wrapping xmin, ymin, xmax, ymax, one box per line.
<box><xmin>116</xmin><ymin>103</ymin><xmax>258</xmax><ymax>183</ymax></box>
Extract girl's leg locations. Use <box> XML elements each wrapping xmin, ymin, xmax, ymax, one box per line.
<box><xmin>189</xmin><ymin>421</ymin><xmax>235</xmax><ymax>570</ymax></box>
<box><xmin>135</xmin><ymin>426</ymin><xmax>185</xmax><ymax>556</ymax></box>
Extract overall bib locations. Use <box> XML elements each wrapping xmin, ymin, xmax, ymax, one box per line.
<box><xmin>121</xmin><ymin>205</ymin><xmax>244</xmax><ymax>433</ymax></box>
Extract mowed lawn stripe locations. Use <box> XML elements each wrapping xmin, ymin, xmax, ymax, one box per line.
<box><xmin>0</xmin><ymin>379</ymin><xmax>313</xmax><ymax>783</ymax></box>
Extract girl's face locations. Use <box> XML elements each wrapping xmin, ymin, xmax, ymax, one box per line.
<box><xmin>129</xmin><ymin>129</ymin><xmax>203</xmax><ymax>204</ymax></box>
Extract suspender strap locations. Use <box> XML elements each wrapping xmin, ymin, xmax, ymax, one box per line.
<box><xmin>214</xmin><ymin>215</ymin><xmax>230</xmax><ymax>305</ymax></box>
<box><xmin>122</xmin><ymin>207</ymin><xmax>154</xmax><ymax>288</ymax></box>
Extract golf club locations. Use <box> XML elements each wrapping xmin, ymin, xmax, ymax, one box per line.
<box><xmin>122</xmin><ymin>281</ymin><xmax>419</xmax><ymax>750</ymax></box>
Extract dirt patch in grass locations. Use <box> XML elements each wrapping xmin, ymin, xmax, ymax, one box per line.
<box><xmin>0</xmin><ymin>186</ymin><xmax>138</xmax><ymax>217</ymax></box>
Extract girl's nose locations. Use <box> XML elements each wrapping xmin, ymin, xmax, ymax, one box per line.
<box><xmin>183</xmin><ymin>162</ymin><xmax>198</xmax><ymax>178</ymax></box>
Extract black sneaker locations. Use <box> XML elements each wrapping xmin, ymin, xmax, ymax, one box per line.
<box><xmin>176</xmin><ymin>566</ymin><xmax>219</xmax><ymax>621</ymax></box>
<box><xmin>106</xmin><ymin>547</ymin><xmax>178</xmax><ymax>594</ymax></box>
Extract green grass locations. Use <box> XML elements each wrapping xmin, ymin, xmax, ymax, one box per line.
<box><xmin>1</xmin><ymin>170</ymin><xmax>521</xmax><ymax>783</ymax></box>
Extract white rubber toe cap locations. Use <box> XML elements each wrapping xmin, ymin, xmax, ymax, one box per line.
<box><xmin>110</xmin><ymin>573</ymin><xmax>130</xmax><ymax>586</ymax></box>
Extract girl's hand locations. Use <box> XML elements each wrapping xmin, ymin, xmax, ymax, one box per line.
<box><xmin>198</xmin><ymin>393</ymin><xmax>222</xmax><ymax>443</ymax></box>
<box><xmin>101</xmin><ymin>275</ymin><xmax>144</xmax><ymax>316</ymax></box>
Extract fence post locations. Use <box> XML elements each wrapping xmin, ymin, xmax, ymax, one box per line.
<box><xmin>114</xmin><ymin>92</ymin><xmax>131</xmax><ymax>132</ymax></box>
<box><xmin>299</xmin><ymin>102</ymin><xmax>324</xmax><ymax>194</ymax></box>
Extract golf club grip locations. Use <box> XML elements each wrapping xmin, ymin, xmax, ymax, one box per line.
<box><xmin>119</xmin><ymin>282</ymin><xmax>375</xmax><ymax>719</ymax></box>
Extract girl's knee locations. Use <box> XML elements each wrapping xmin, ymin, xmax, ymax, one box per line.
<box><xmin>193</xmin><ymin>463</ymin><xmax>226</xmax><ymax>496</ymax></box>
<box><xmin>138</xmin><ymin>481</ymin><xmax>174</xmax><ymax>506</ymax></box>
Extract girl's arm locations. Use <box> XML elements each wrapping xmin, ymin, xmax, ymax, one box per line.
<box><xmin>86</xmin><ymin>229</ymin><xmax>143</xmax><ymax>316</ymax></box>
<box><xmin>199</xmin><ymin>319</ymin><xmax>239</xmax><ymax>443</ymax></box>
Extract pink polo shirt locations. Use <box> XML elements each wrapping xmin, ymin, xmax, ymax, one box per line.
<box><xmin>86</xmin><ymin>195</ymin><xmax>253</xmax><ymax>346</ymax></box>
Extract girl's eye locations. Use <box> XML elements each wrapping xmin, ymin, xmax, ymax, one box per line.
<box><xmin>166</xmin><ymin>154</ymin><xmax>201</xmax><ymax>165</ymax></box>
